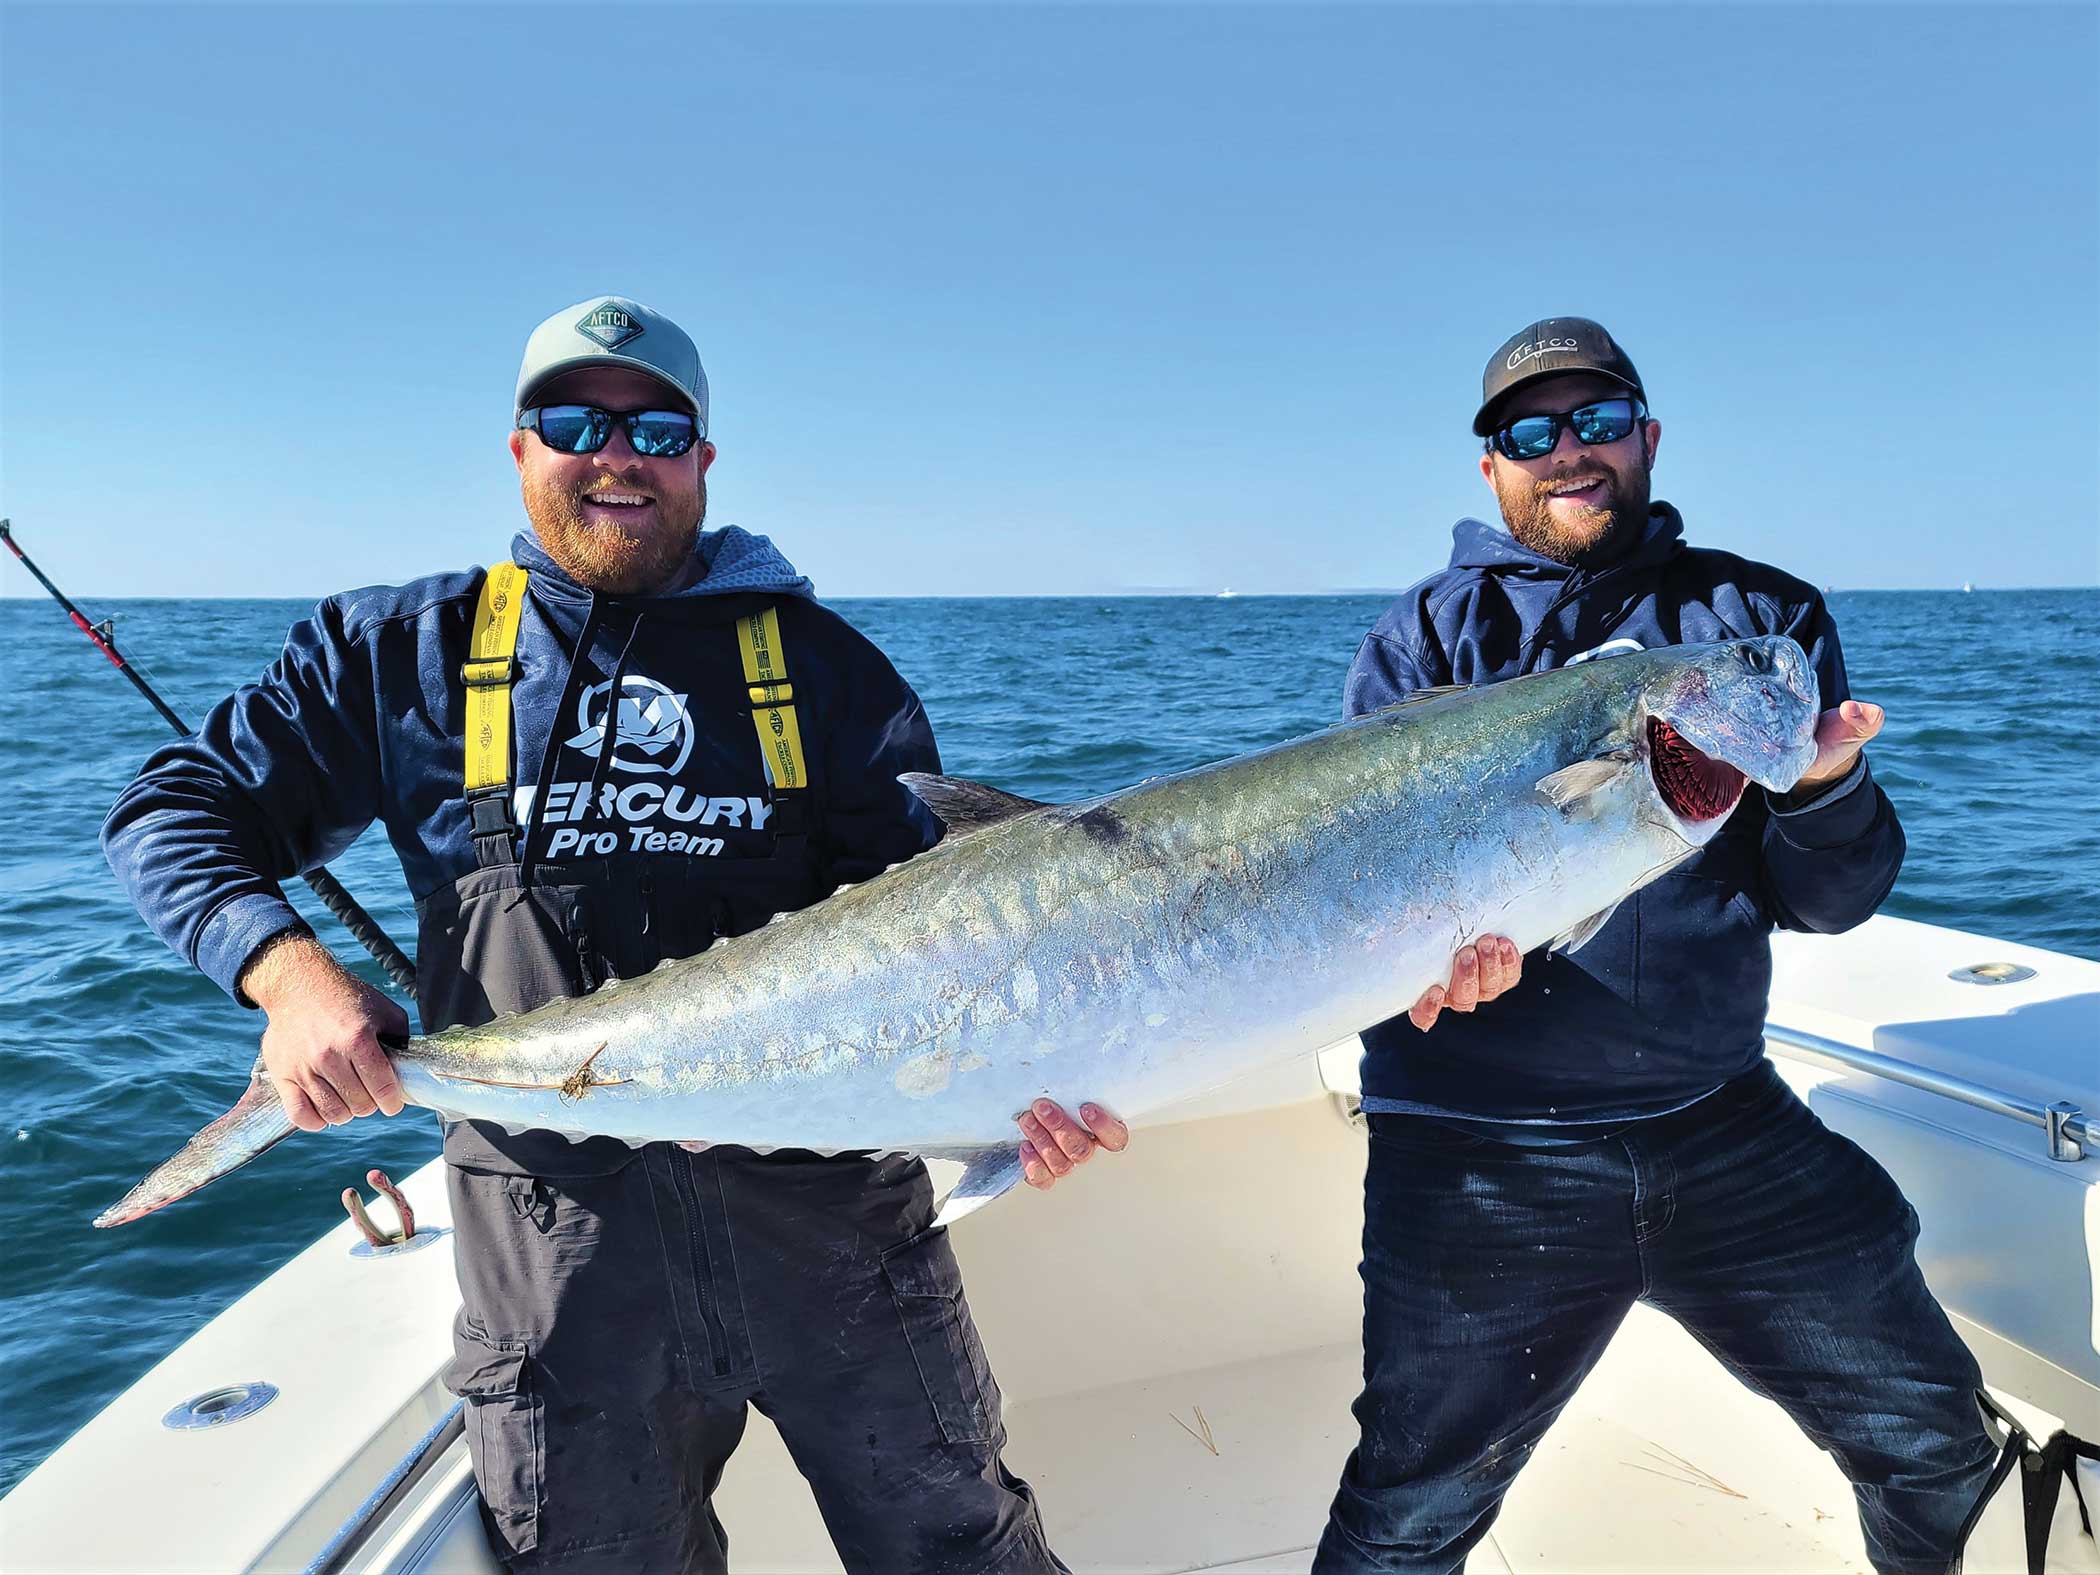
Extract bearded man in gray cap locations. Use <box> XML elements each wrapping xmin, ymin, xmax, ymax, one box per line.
<box><xmin>105</xmin><ymin>295</ymin><xmax>1128</xmax><ymax>1573</ymax></box>
<box><xmin>1313</xmin><ymin>319</ymin><xmax>2000</xmax><ymax>1574</ymax></box>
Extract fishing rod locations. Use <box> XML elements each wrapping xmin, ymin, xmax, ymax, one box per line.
<box><xmin>2</xmin><ymin>517</ymin><xmax>421</xmax><ymax>1003</ymax></box>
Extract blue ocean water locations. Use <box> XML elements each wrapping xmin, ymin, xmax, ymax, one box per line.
<box><xmin>2</xmin><ymin>587</ymin><xmax>2095</xmax><ymax>1492</ymax></box>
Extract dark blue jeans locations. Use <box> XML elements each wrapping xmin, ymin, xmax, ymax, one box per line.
<box><xmin>1316</xmin><ymin>1062</ymin><xmax>1999</xmax><ymax>1575</ymax></box>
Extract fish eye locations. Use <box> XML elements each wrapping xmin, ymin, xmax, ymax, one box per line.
<box><xmin>1737</xmin><ymin>643</ymin><xmax>1769</xmax><ymax>673</ymax></box>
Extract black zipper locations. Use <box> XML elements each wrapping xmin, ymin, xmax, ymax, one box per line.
<box><xmin>670</xmin><ymin>1150</ymin><xmax>733</xmax><ymax>1378</ymax></box>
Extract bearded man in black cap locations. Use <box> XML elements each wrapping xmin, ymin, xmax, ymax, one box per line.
<box><xmin>1314</xmin><ymin>319</ymin><xmax>2001</xmax><ymax>1574</ymax></box>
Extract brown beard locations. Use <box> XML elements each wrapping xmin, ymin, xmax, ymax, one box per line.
<box><xmin>524</xmin><ymin>468</ymin><xmax>706</xmax><ymax>595</ymax></box>
<box><xmin>1495</xmin><ymin>453</ymin><xmax>1651</xmax><ymax>567</ymax></box>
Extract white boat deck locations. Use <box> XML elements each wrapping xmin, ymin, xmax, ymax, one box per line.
<box><xmin>3</xmin><ymin>915</ymin><xmax>2096</xmax><ymax>1573</ymax></box>
<box><xmin>719</xmin><ymin>1289</ymin><xmax>1888</xmax><ymax>1575</ymax></box>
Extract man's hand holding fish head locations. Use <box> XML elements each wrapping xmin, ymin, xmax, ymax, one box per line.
<box><xmin>1793</xmin><ymin>698</ymin><xmax>1887</xmax><ymax>799</ymax></box>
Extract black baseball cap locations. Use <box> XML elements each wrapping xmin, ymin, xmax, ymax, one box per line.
<box><xmin>1472</xmin><ymin>317</ymin><xmax>1646</xmax><ymax>436</ymax></box>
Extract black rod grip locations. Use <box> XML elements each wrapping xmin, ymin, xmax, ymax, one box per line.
<box><xmin>301</xmin><ymin>868</ymin><xmax>420</xmax><ymax>1000</ymax></box>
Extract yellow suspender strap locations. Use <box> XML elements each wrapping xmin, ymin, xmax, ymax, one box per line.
<box><xmin>735</xmin><ymin>606</ymin><xmax>809</xmax><ymax>792</ymax></box>
<box><xmin>463</xmin><ymin>562</ymin><xmax>529</xmax><ymax>795</ymax></box>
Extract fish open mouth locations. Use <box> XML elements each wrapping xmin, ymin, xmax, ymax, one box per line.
<box><xmin>1649</xmin><ymin>717</ymin><xmax>1747</xmax><ymax>823</ymax></box>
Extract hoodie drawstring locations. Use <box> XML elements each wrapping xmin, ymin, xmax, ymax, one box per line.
<box><xmin>1516</xmin><ymin>568</ymin><xmax>1595</xmax><ymax>673</ymax></box>
<box><xmin>581</xmin><ymin>616</ymin><xmax>643</xmax><ymax>829</ymax></box>
<box><xmin>509</xmin><ymin>598</ymin><xmax>608</xmax><ymax>903</ymax></box>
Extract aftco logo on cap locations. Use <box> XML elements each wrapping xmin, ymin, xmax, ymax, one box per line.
<box><xmin>1507</xmin><ymin>336</ymin><xmax>1582</xmax><ymax>371</ymax></box>
<box><xmin>577</xmin><ymin>305</ymin><xmax>644</xmax><ymax>350</ymax></box>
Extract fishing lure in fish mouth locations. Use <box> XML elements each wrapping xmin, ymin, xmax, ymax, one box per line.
<box><xmin>96</xmin><ymin>638</ymin><xmax>1820</xmax><ymax>1233</ymax></box>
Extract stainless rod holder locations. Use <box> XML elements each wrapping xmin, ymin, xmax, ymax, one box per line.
<box><xmin>2045</xmin><ymin>1102</ymin><xmax>2086</xmax><ymax>1163</ymax></box>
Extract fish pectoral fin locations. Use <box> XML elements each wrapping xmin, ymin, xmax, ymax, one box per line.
<box><xmin>1546</xmin><ymin>900</ymin><xmax>1624</xmax><ymax>956</ymax></box>
<box><xmin>1535</xmin><ymin>750</ymin><xmax>1638</xmax><ymax>820</ymax></box>
<box><xmin>928</xmin><ymin>1146</ymin><xmax>1028</xmax><ymax>1228</ymax></box>
<box><xmin>900</xmin><ymin>773</ymin><xmax>1053</xmax><ymax>838</ymax></box>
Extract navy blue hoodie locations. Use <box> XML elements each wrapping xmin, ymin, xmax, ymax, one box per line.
<box><xmin>1343</xmin><ymin>503</ymin><xmax>1904</xmax><ymax>1125</ymax></box>
<box><xmin>102</xmin><ymin>527</ymin><xmax>939</xmax><ymax>1010</ymax></box>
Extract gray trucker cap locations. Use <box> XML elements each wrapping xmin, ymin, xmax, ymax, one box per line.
<box><xmin>514</xmin><ymin>296</ymin><xmax>709</xmax><ymax>430</ymax></box>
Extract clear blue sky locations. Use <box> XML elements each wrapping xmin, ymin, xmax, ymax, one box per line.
<box><xmin>3</xmin><ymin>3</ymin><xmax>2094</xmax><ymax>599</ymax></box>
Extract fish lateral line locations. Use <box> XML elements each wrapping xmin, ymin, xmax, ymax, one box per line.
<box><xmin>430</xmin><ymin>1042</ymin><xmax>629</xmax><ymax>1102</ymax></box>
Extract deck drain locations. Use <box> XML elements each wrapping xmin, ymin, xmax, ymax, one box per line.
<box><xmin>1948</xmin><ymin>962</ymin><xmax>2036</xmax><ymax>986</ymax></box>
<box><xmin>163</xmin><ymin>1382</ymin><xmax>278</xmax><ymax>1430</ymax></box>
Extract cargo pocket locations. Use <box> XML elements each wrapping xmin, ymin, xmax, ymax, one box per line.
<box><xmin>444</xmin><ymin>1322</ymin><xmax>542</xmax><ymax>1558</ymax></box>
<box><xmin>881</xmin><ymin>1227</ymin><xmax>998</xmax><ymax>1445</ymax></box>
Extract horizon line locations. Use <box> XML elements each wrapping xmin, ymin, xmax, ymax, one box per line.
<box><xmin>6</xmin><ymin>584</ymin><xmax>2100</xmax><ymax>604</ymax></box>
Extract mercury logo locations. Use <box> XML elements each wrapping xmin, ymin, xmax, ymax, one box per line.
<box><xmin>576</xmin><ymin>305</ymin><xmax>643</xmax><ymax>350</ymax></box>
<box><xmin>563</xmin><ymin>675</ymin><xmax>695</xmax><ymax>775</ymax></box>
<box><xmin>1507</xmin><ymin>337</ymin><xmax>1583</xmax><ymax>371</ymax></box>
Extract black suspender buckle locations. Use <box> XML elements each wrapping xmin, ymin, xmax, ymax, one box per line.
<box><xmin>469</xmin><ymin>790</ymin><xmax>518</xmax><ymax>839</ymax></box>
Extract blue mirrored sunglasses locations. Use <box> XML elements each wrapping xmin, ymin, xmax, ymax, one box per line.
<box><xmin>1489</xmin><ymin>398</ymin><xmax>1646</xmax><ymax>462</ymax></box>
<box><xmin>516</xmin><ymin>404</ymin><xmax>704</xmax><ymax>458</ymax></box>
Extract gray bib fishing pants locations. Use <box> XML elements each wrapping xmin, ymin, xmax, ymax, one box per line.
<box><xmin>418</xmin><ymin>857</ymin><xmax>1063</xmax><ymax>1575</ymax></box>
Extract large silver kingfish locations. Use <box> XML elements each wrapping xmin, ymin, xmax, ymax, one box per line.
<box><xmin>98</xmin><ymin>638</ymin><xmax>1820</xmax><ymax>1228</ymax></box>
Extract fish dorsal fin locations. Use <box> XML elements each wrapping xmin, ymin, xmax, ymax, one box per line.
<box><xmin>901</xmin><ymin>773</ymin><xmax>1051</xmax><ymax>837</ymax></box>
<box><xmin>1374</xmin><ymin>684</ymin><xmax>1472</xmax><ymax>716</ymax></box>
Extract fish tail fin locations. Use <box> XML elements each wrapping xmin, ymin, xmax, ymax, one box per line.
<box><xmin>93</xmin><ymin>1062</ymin><xmax>298</xmax><ymax>1228</ymax></box>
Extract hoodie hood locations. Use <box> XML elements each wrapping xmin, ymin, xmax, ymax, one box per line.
<box><xmin>1448</xmin><ymin>502</ymin><xmax>1686</xmax><ymax>579</ymax></box>
<box><xmin>509</xmin><ymin>525</ymin><xmax>815</xmax><ymax>605</ymax></box>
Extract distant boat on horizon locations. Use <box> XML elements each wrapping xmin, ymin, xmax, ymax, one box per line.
<box><xmin>1217</xmin><ymin>588</ymin><xmax>1238</xmax><ymax>599</ymax></box>
<box><xmin>1963</xmin><ymin>582</ymin><xmax>1975</xmax><ymax>593</ymax></box>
